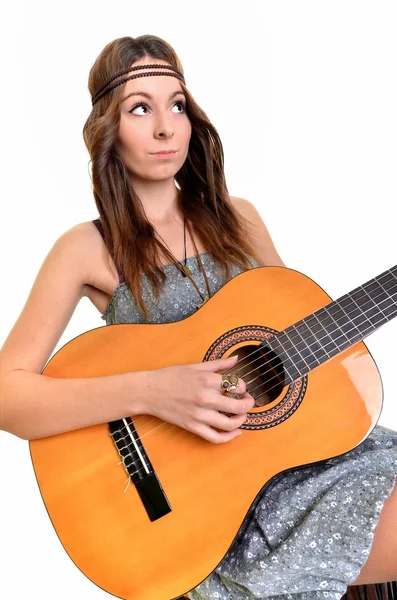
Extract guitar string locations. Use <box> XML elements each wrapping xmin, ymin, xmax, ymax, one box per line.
<box><xmin>124</xmin><ymin>273</ymin><xmax>397</xmax><ymax>434</ymax></box>
<box><xmin>113</xmin><ymin>278</ymin><xmax>397</xmax><ymax>478</ymax></box>
<box><xmin>109</xmin><ymin>298</ymin><xmax>396</xmax><ymax>480</ymax></box>
<box><xmin>109</xmin><ymin>274</ymin><xmax>397</xmax><ymax>472</ymax></box>
<box><xmin>115</xmin><ymin>277</ymin><xmax>397</xmax><ymax>446</ymax></box>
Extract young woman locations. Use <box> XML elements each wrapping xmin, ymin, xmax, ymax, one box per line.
<box><xmin>1</xmin><ymin>34</ymin><xmax>396</xmax><ymax>600</ymax></box>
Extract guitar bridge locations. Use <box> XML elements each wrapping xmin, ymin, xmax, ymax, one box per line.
<box><xmin>109</xmin><ymin>417</ymin><xmax>172</xmax><ymax>521</ymax></box>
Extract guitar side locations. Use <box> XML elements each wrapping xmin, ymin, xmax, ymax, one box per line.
<box><xmin>30</xmin><ymin>266</ymin><xmax>382</xmax><ymax>600</ymax></box>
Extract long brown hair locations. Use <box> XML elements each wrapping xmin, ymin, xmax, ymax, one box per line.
<box><xmin>83</xmin><ymin>34</ymin><xmax>264</xmax><ymax>321</ymax></box>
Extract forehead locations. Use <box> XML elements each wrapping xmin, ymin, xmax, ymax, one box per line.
<box><xmin>121</xmin><ymin>58</ymin><xmax>184</xmax><ymax>101</ymax></box>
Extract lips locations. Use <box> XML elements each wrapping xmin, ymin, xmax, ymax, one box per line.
<box><xmin>151</xmin><ymin>150</ymin><xmax>177</xmax><ymax>155</ymax></box>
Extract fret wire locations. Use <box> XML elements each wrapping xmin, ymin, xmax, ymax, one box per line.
<box><xmin>374</xmin><ymin>276</ymin><xmax>396</xmax><ymax>313</ymax></box>
<box><xmin>242</xmin><ymin>281</ymin><xmax>397</xmax><ymax>403</ymax></box>
<box><xmin>338</xmin><ymin>298</ymin><xmax>370</xmax><ymax>333</ymax></box>
<box><xmin>254</xmin><ymin>310</ymin><xmax>394</xmax><ymax>392</ymax></box>
<box><xmin>278</xmin><ymin>358</ymin><xmax>294</xmax><ymax>384</ymax></box>
<box><xmin>265</xmin><ymin>337</ymin><xmax>297</xmax><ymax>385</ymax></box>
<box><xmin>270</xmin><ymin>333</ymin><xmax>309</xmax><ymax>379</ymax></box>
<box><xmin>302</xmin><ymin>314</ymin><xmax>332</xmax><ymax>358</ymax></box>
<box><xmin>270</xmin><ymin>280</ymin><xmax>397</xmax><ymax>381</ymax></box>
<box><xmin>337</xmin><ymin>270</ymin><xmax>395</xmax><ymax>315</ymax></box>
<box><xmin>322</xmin><ymin>306</ymin><xmax>350</xmax><ymax>344</ymax></box>
<box><xmin>314</xmin><ymin>309</ymin><xmax>340</xmax><ymax>339</ymax></box>
<box><xmin>376</xmin><ymin>296</ymin><xmax>397</xmax><ymax>318</ymax></box>
<box><xmin>310</xmin><ymin>312</ymin><xmax>338</xmax><ymax>354</ymax></box>
<box><xmin>365</xmin><ymin>270</ymin><xmax>397</xmax><ymax>294</ymax></box>
<box><xmin>365</xmin><ymin>280</ymin><xmax>383</xmax><ymax>295</ymax></box>
<box><xmin>283</xmin><ymin>326</ymin><xmax>314</xmax><ymax>358</ymax></box>
<box><xmin>328</xmin><ymin>300</ymin><xmax>362</xmax><ymax>343</ymax></box>
<box><xmin>276</xmin><ymin>286</ymin><xmax>397</xmax><ymax>376</ymax></box>
<box><xmin>274</xmin><ymin>332</ymin><xmax>301</xmax><ymax>366</ymax></box>
<box><xmin>275</xmin><ymin>327</ymin><xmax>320</xmax><ymax>381</ymax></box>
<box><xmin>121</xmin><ymin>275</ymin><xmax>397</xmax><ymax>426</ymax></box>
<box><xmin>110</xmin><ymin>275</ymin><xmax>397</xmax><ymax>474</ymax></box>
<box><xmin>348</xmin><ymin>289</ymin><xmax>387</xmax><ymax>322</ymax></box>
<box><xmin>110</xmin><ymin>280</ymin><xmax>397</xmax><ymax>454</ymax></box>
<box><xmin>338</xmin><ymin>286</ymin><xmax>396</xmax><ymax>322</ymax></box>
<box><xmin>375</xmin><ymin>270</ymin><xmax>397</xmax><ymax>290</ymax></box>
<box><xmin>342</xmin><ymin>294</ymin><xmax>374</xmax><ymax>331</ymax></box>
<box><xmin>359</xmin><ymin>267</ymin><xmax>397</xmax><ymax>298</ymax></box>
<box><xmin>316</xmin><ymin>289</ymin><xmax>396</xmax><ymax>342</ymax></box>
<box><xmin>359</xmin><ymin>269</ymin><xmax>397</xmax><ymax>306</ymax></box>
<box><xmin>270</xmin><ymin>334</ymin><xmax>306</xmax><ymax>378</ymax></box>
<box><xmin>256</xmin><ymin>308</ymin><xmax>384</xmax><ymax>394</ymax></box>
<box><xmin>266</xmin><ymin>339</ymin><xmax>295</xmax><ymax>382</ymax></box>
<box><xmin>295</xmin><ymin>320</ymin><xmax>329</xmax><ymax>362</ymax></box>
<box><xmin>284</xmin><ymin>366</ymin><xmax>294</xmax><ymax>385</ymax></box>
<box><xmin>355</xmin><ymin>286</ymin><xmax>387</xmax><ymax>324</ymax></box>
<box><xmin>324</xmin><ymin>304</ymin><xmax>356</xmax><ymax>342</ymax></box>
<box><xmin>291</xmin><ymin>324</ymin><xmax>321</xmax><ymax>366</ymax></box>
<box><xmin>376</xmin><ymin>289</ymin><xmax>397</xmax><ymax>313</ymax></box>
<box><xmin>363</xmin><ymin>281</ymin><xmax>388</xmax><ymax>310</ymax></box>
<box><xmin>282</xmin><ymin>328</ymin><xmax>311</xmax><ymax>372</ymax></box>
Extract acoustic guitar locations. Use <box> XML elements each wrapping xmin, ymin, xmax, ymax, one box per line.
<box><xmin>30</xmin><ymin>264</ymin><xmax>397</xmax><ymax>600</ymax></box>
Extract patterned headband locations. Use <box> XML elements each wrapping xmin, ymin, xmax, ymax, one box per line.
<box><xmin>91</xmin><ymin>63</ymin><xmax>186</xmax><ymax>106</ymax></box>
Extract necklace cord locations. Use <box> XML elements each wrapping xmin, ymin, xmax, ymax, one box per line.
<box><xmin>154</xmin><ymin>214</ymin><xmax>211</xmax><ymax>306</ymax></box>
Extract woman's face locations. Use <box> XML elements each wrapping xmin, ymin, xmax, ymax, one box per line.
<box><xmin>114</xmin><ymin>57</ymin><xmax>192</xmax><ymax>182</ymax></box>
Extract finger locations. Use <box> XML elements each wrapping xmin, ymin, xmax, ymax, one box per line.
<box><xmin>219</xmin><ymin>374</ymin><xmax>247</xmax><ymax>394</ymax></box>
<box><xmin>202</xmin><ymin>411</ymin><xmax>248</xmax><ymax>432</ymax></box>
<box><xmin>211</xmin><ymin>393</ymin><xmax>255</xmax><ymax>415</ymax></box>
<box><xmin>241</xmin><ymin>390</ymin><xmax>257</xmax><ymax>407</ymax></box>
<box><xmin>194</xmin><ymin>405</ymin><xmax>247</xmax><ymax>430</ymax></box>
<box><xmin>189</xmin><ymin>355</ymin><xmax>239</xmax><ymax>370</ymax></box>
<box><xmin>193</xmin><ymin>423</ymin><xmax>242</xmax><ymax>445</ymax></box>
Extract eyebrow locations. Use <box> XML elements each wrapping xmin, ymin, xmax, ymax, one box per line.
<box><xmin>121</xmin><ymin>90</ymin><xmax>186</xmax><ymax>104</ymax></box>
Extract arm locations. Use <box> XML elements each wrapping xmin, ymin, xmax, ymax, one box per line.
<box><xmin>0</xmin><ymin>223</ymin><xmax>147</xmax><ymax>441</ymax></box>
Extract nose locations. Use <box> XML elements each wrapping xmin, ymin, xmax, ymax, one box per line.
<box><xmin>154</xmin><ymin>112</ymin><xmax>174</xmax><ymax>139</ymax></box>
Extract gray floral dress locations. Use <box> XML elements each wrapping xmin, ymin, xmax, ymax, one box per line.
<box><xmin>94</xmin><ymin>219</ymin><xmax>397</xmax><ymax>600</ymax></box>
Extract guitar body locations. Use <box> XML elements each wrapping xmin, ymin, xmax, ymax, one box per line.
<box><xmin>30</xmin><ymin>266</ymin><xmax>382</xmax><ymax>600</ymax></box>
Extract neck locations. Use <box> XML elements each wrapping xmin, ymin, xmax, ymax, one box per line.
<box><xmin>130</xmin><ymin>177</ymin><xmax>181</xmax><ymax>224</ymax></box>
<box><xmin>264</xmin><ymin>265</ymin><xmax>397</xmax><ymax>385</ymax></box>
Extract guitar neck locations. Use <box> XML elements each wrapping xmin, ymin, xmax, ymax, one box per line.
<box><xmin>266</xmin><ymin>265</ymin><xmax>397</xmax><ymax>384</ymax></box>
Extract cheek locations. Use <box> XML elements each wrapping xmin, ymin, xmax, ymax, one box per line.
<box><xmin>117</xmin><ymin>127</ymin><xmax>144</xmax><ymax>158</ymax></box>
<box><xmin>184</xmin><ymin>119</ymin><xmax>192</xmax><ymax>138</ymax></box>
<box><xmin>182</xmin><ymin>122</ymin><xmax>192</xmax><ymax>150</ymax></box>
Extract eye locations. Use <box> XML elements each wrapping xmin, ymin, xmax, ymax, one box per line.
<box><xmin>128</xmin><ymin>102</ymin><xmax>149</xmax><ymax>115</ymax></box>
<box><xmin>128</xmin><ymin>101</ymin><xmax>186</xmax><ymax>115</ymax></box>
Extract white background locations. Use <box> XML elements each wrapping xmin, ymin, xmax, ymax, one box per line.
<box><xmin>0</xmin><ymin>1</ymin><xmax>396</xmax><ymax>598</ymax></box>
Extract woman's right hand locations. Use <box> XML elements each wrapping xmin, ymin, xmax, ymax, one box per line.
<box><xmin>141</xmin><ymin>355</ymin><xmax>256</xmax><ymax>444</ymax></box>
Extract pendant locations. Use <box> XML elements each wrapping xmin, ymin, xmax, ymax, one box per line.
<box><xmin>196</xmin><ymin>295</ymin><xmax>209</xmax><ymax>309</ymax></box>
<box><xmin>182</xmin><ymin>265</ymin><xmax>192</xmax><ymax>276</ymax></box>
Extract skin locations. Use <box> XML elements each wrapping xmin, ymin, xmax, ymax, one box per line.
<box><xmin>2</xmin><ymin>55</ymin><xmax>396</xmax><ymax>587</ymax></box>
<box><xmin>228</xmin><ymin>200</ymin><xmax>397</xmax><ymax>585</ymax></box>
<box><xmin>114</xmin><ymin>56</ymin><xmax>192</xmax><ymax>226</ymax></box>
<box><xmin>114</xmin><ymin>59</ymin><xmax>397</xmax><ymax>585</ymax></box>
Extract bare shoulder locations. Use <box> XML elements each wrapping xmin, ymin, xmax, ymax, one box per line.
<box><xmin>68</xmin><ymin>220</ymin><xmax>120</xmax><ymax>290</ymax></box>
<box><xmin>0</xmin><ymin>220</ymin><xmax>116</xmax><ymax>379</ymax></box>
<box><xmin>44</xmin><ymin>220</ymin><xmax>117</xmax><ymax>293</ymax></box>
<box><xmin>64</xmin><ymin>220</ymin><xmax>122</xmax><ymax>313</ymax></box>
<box><xmin>229</xmin><ymin>196</ymin><xmax>286</xmax><ymax>267</ymax></box>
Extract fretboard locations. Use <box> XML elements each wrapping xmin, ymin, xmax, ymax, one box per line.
<box><xmin>266</xmin><ymin>265</ymin><xmax>397</xmax><ymax>384</ymax></box>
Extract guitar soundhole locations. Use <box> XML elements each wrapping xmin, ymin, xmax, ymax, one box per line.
<box><xmin>229</xmin><ymin>343</ymin><xmax>284</xmax><ymax>407</ymax></box>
